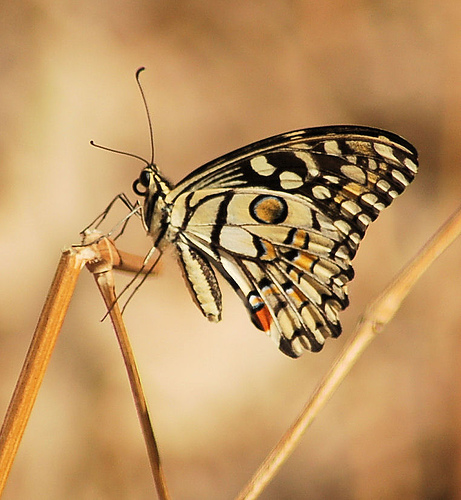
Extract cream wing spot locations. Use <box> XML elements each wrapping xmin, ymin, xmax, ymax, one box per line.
<box><xmin>325</xmin><ymin>300</ymin><xmax>340</xmax><ymax>323</ymax></box>
<box><xmin>367</xmin><ymin>158</ymin><xmax>378</xmax><ymax>170</ymax></box>
<box><xmin>312</xmin><ymin>262</ymin><xmax>335</xmax><ymax>282</ymax></box>
<box><xmin>290</xmin><ymin>338</ymin><xmax>306</xmax><ymax>356</ymax></box>
<box><xmin>279</xmin><ymin>171</ymin><xmax>304</xmax><ymax>189</ymax></box>
<box><xmin>376</xmin><ymin>179</ymin><xmax>391</xmax><ymax>193</ymax></box>
<box><xmin>334</xmin><ymin>219</ymin><xmax>352</xmax><ymax>236</ymax></box>
<box><xmin>335</xmin><ymin>245</ymin><xmax>349</xmax><ymax>260</ymax></box>
<box><xmin>391</xmin><ymin>169</ymin><xmax>410</xmax><ymax>186</ymax></box>
<box><xmin>300</xmin><ymin>307</ymin><xmax>317</xmax><ymax>332</ymax></box>
<box><xmin>250</xmin><ymin>156</ymin><xmax>276</xmax><ymax>176</ymax></box>
<box><xmin>277</xmin><ymin>309</ymin><xmax>295</xmax><ymax>336</ymax></box>
<box><xmin>404</xmin><ymin>157</ymin><xmax>418</xmax><ymax>173</ymax></box>
<box><xmin>324</xmin><ymin>175</ymin><xmax>340</xmax><ymax>184</ymax></box>
<box><xmin>315</xmin><ymin>213</ymin><xmax>338</xmax><ymax>232</ymax></box>
<box><xmin>307</xmin><ymin>234</ymin><xmax>335</xmax><ymax>253</ymax></box>
<box><xmin>219</xmin><ymin>226</ymin><xmax>259</xmax><ymax>257</ymax></box>
<box><xmin>333</xmin><ymin>276</ymin><xmax>347</xmax><ymax>287</ymax></box>
<box><xmin>312</xmin><ymin>185</ymin><xmax>332</xmax><ymax>200</ymax></box>
<box><xmin>341</xmin><ymin>200</ymin><xmax>361</xmax><ymax>216</ymax></box>
<box><xmin>358</xmin><ymin>213</ymin><xmax>372</xmax><ymax>226</ymax></box>
<box><xmin>374</xmin><ymin>142</ymin><xmax>398</xmax><ymax>161</ymax></box>
<box><xmin>324</xmin><ymin>140</ymin><xmax>342</xmax><ymax>155</ymax></box>
<box><xmin>341</xmin><ymin>164</ymin><xmax>367</xmax><ymax>184</ymax></box>
<box><xmin>361</xmin><ymin>193</ymin><xmax>379</xmax><ymax>207</ymax></box>
<box><xmin>300</xmin><ymin>279</ymin><xmax>322</xmax><ymax>305</ymax></box>
<box><xmin>350</xmin><ymin>232</ymin><xmax>361</xmax><ymax>245</ymax></box>
<box><xmin>345</xmin><ymin>155</ymin><xmax>357</xmax><ymax>164</ymax></box>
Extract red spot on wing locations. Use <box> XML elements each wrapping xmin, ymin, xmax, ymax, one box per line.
<box><xmin>254</xmin><ymin>305</ymin><xmax>273</xmax><ymax>332</ymax></box>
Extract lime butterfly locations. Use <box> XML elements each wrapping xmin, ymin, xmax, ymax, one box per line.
<box><xmin>130</xmin><ymin>125</ymin><xmax>418</xmax><ymax>357</ymax></box>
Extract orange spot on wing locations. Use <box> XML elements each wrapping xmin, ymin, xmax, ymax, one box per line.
<box><xmin>293</xmin><ymin>229</ymin><xmax>308</xmax><ymax>247</ymax></box>
<box><xmin>342</xmin><ymin>182</ymin><xmax>366</xmax><ymax>197</ymax></box>
<box><xmin>260</xmin><ymin>240</ymin><xmax>276</xmax><ymax>260</ymax></box>
<box><xmin>286</xmin><ymin>286</ymin><xmax>306</xmax><ymax>304</ymax></box>
<box><xmin>254</xmin><ymin>305</ymin><xmax>273</xmax><ymax>332</ymax></box>
<box><xmin>293</xmin><ymin>252</ymin><xmax>315</xmax><ymax>272</ymax></box>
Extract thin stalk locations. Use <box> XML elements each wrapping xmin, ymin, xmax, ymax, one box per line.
<box><xmin>0</xmin><ymin>247</ymin><xmax>91</xmax><ymax>494</ymax></box>
<box><xmin>85</xmin><ymin>235</ymin><xmax>170</xmax><ymax>500</ymax></box>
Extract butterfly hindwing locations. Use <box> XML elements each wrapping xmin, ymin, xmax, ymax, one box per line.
<box><xmin>138</xmin><ymin>125</ymin><xmax>418</xmax><ymax>357</ymax></box>
<box><xmin>169</xmin><ymin>188</ymin><xmax>353</xmax><ymax>357</ymax></box>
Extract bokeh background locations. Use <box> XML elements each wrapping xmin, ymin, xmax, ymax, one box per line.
<box><xmin>1</xmin><ymin>1</ymin><xmax>461</xmax><ymax>499</ymax></box>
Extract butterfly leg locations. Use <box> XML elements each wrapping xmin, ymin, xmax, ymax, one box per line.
<box><xmin>80</xmin><ymin>193</ymin><xmax>142</xmax><ymax>243</ymax></box>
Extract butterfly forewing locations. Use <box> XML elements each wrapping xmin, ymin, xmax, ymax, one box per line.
<box><xmin>140</xmin><ymin>125</ymin><xmax>418</xmax><ymax>358</ymax></box>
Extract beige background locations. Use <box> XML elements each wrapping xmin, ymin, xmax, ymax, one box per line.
<box><xmin>1</xmin><ymin>1</ymin><xmax>461</xmax><ymax>499</ymax></box>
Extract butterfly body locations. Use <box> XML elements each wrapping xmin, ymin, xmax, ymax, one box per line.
<box><xmin>132</xmin><ymin>126</ymin><xmax>418</xmax><ymax>358</ymax></box>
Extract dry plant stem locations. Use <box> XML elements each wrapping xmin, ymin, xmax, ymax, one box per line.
<box><xmin>88</xmin><ymin>239</ymin><xmax>170</xmax><ymax>500</ymax></box>
<box><xmin>0</xmin><ymin>247</ymin><xmax>91</xmax><ymax>495</ymax></box>
<box><xmin>114</xmin><ymin>248</ymin><xmax>155</xmax><ymax>274</ymax></box>
<box><xmin>237</xmin><ymin>203</ymin><xmax>461</xmax><ymax>500</ymax></box>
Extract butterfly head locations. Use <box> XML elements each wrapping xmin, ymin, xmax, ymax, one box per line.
<box><xmin>132</xmin><ymin>163</ymin><xmax>171</xmax><ymax>236</ymax></box>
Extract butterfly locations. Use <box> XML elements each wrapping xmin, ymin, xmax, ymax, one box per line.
<box><xmin>130</xmin><ymin>125</ymin><xmax>418</xmax><ymax>358</ymax></box>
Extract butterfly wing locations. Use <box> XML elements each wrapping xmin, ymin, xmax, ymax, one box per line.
<box><xmin>166</xmin><ymin>126</ymin><xmax>418</xmax><ymax>357</ymax></box>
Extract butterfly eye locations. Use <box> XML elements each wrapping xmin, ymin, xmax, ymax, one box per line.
<box><xmin>132</xmin><ymin>169</ymin><xmax>151</xmax><ymax>196</ymax></box>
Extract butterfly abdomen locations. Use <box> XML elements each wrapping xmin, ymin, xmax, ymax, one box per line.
<box><xmin>176</xmin><ymin>238</ymin><xmax>222</xmax><ymax>322</ymax></box>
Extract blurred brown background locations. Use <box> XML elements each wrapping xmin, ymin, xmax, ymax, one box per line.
<box><xmin>1</xmin><ymin>1</ymin><xmax>461</xmax><ymax>499</ymax></box>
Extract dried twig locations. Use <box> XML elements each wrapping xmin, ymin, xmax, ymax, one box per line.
<box><xmin>0</xmin><ymin>235</ymin><xmax>169</xmax><ymax>500</ymax></box>
<box><xmin>0</xmin><ymin>247</ymin><xmax>91</xmax><ymax>494</ymax></box>
<box><xmin>84</xmin><ymin>233</ymin><xmax>170</xmax><ymax>500</ymax></box>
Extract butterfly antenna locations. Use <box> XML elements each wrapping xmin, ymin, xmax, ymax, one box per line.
<box><xmin>135</xmin><ymin>67</ymin><xmax>155</xmax><ymax>166</ymax></box>
<box><xmin>90</xmin><ymin>140</ymin><xmax>150</xmax><ymax>167</ymax></box>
